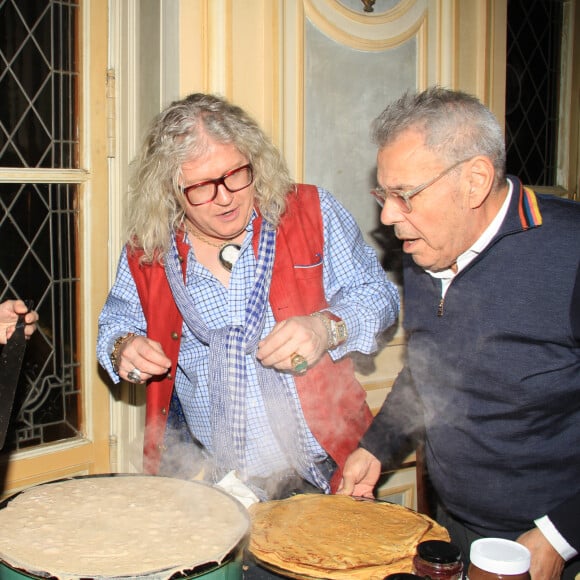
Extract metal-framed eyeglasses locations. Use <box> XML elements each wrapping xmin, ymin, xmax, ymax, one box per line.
<box><xmin>370</xmin><ymin>157</ymin><xmax>473</xmax><ymax>213</ymax></box>
<box><xmin>182</xmin><ymin>163</ymin><xmax>254</xmax><ymax>206</ymax></box>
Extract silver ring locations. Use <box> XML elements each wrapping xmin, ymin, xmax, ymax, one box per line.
<box><xmin>127</xmin><ymin>368</ymin><xmax>142</xmax><ymax>383</ymax></box>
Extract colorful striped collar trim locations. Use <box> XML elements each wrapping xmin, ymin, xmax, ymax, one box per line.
<box><xmin>518</xmin><ymin>184</ymin><xmax>543</xmax><ymax>229</ymax></box>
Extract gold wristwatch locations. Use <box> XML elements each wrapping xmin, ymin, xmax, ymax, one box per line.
<box><xmin>110</xmin><ymin>333</ymin><xmax>135</xmax><ymax>374</ymax></box>
<box><xmin>310</xmin><ymin>311</ymin><xmax>347</xmax><ymax>350</ymax></box>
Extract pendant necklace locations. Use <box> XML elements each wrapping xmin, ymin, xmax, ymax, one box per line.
<box><xmin>186</xmin><ymin>225</ymin><xmax>241</xmax><ymax>272</ymax></box>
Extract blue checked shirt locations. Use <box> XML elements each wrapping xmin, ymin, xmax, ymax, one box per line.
<box><xmin>97</xmin><ymin>187</ymin><xmax>400</xmax><ymax>479</ymax></box>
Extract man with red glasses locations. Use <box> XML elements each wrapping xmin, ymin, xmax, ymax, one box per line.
<box><xmin>97</xmin><ymin>93</ymin><xmax>399</xmax><ymax>510</ymax></box>
<box><xmin>339</xmin><ymin>87</ymin><xmax>580</xmax><ymax>580</ymax></box>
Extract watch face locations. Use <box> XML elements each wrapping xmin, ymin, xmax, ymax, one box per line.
<box><xmin>336</xmin><ymin>321</ymin><xmax>347</xmax><ymax>342</ymax></box>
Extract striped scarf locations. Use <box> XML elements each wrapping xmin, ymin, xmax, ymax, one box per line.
<box><xmin>164</xmin><ymin>224</ymin><xmax>320</xmax><ymax>497</ymax></box>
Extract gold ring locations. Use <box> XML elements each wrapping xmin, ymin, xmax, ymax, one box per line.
<box><xmin>290</xmin><ymin>352</ymin><xmax>308</xmax><ymax>374</ymax></box>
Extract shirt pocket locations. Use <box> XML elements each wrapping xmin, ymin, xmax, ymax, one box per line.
<box><xmin>293</xmin><ymin>253</ymin><xmax>323</xmax><ymax>280</ymax></box>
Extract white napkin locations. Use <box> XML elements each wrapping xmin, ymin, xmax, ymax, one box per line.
<box><xmin>216</xmin><ymin>470</ymin><xmax>260</xmax><ymax>508</ymax></box>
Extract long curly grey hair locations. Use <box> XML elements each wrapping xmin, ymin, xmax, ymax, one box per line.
<box><xmin>372</xmin><ymin>86</ymin><xmax>507</xmax><ymax>190</ymax></box>
<box><xmin>125</xmin><ymin>93</ymin><xmax>295</xmax><ymax>263</ymax></box>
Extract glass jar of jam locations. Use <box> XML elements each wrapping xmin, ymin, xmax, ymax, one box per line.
<box><xmin>412</xmin><ymin>540</ymin><xmax>464</xmax><ymax>580</ymax></box>
<box><xmin>467</xmin><ymin>538</ymin><xmax>530</xmax><ymax>580</ymax></box>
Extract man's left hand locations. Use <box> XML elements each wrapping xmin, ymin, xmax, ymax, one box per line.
<box><xmin>517</xmin><ymin>527</ymin><xmax>565</xmax><ymax>580</ymax></box>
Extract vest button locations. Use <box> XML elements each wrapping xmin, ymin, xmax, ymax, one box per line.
<box><xmin>166</xmin><ymin>373</ymin><xmax>173</xmax><ymax>380</ymax></box>
<box><xmin>171</xmin><ymin>331</ymin><xmax>179</xmax><ymax>340</ymax></box>
<box><xmin>161</xmin><ymin>407</ymin><xmax>167</xmax><ymax>415</ymax></box>
<box><xmin>178</xmin><ymin>255</ymin><xmax>184</xmax><ymax>262</ymax></box>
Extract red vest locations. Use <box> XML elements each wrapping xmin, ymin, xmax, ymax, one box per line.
<box><xmin>128</xmin><ymin>184</ymin><xmax>372</xmax><ymax>491</ymax></box>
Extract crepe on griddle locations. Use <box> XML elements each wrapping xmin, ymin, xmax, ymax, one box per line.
<box><xmin>0</xmin><ymin>475</ymin><xmax>249</xmax><ymax>579</ymax></box>
<box><xmin>249</xmin><ymin>494</ymin><xmax>449</xmax><ymax>579</ymax></box>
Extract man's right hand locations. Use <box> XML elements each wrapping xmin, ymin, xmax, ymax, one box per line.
<box><xmin>336</xmin><ymin>447</ymin><xmax>382</xmax><ymax>498</ymax></box>
<box><xmin>116</xmin><ymin>335</ymin><xmax>171</xmax><ymax>383</ymax></box>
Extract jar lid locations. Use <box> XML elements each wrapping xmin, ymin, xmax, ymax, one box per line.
<box><xmin>384</xmin><ymin>574</ymin><xmax>424</xmax><ymax>580</ymax></box>
<box><xmin>417</xmin><ymin>540</ymin><xmax>462</xmax><ymax>563</ymax></box>
<box><xmin>469</xmin><ymin>538</ymin><xmax>531</xmax><ymax>574</ymax></box>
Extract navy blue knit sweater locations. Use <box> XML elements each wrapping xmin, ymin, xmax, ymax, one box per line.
<box><xmin>362</xmin><ymin>176</ymin><xmax>580</xmax><ymax>549</ymax></box>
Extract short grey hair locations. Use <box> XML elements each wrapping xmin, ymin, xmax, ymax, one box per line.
<box><xmin>372</xmin><ymin>86</ymin><xmax>506</xmax><ymax>188</ymax></box>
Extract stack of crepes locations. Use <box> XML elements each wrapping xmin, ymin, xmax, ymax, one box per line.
<box><xmin>249</xmin><ymin>494</ymin><xmax>449</xmax><ymax>579</ymax></box>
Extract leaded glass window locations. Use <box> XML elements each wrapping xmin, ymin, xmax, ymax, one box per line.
<box><xmin>0</xmin><ymin>0</ymin><xmax>81</xmax><ymax>450</ymax></box>
<box><xmin>505</xmin><ymin>0</ymin><xmax>563</xmax><ymax>186</ymax></box>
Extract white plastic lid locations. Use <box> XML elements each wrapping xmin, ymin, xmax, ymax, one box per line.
<box><xmin>470</xmin><ymin>538</ymin><xmax>531</xmax><ymax>574</ymax></box>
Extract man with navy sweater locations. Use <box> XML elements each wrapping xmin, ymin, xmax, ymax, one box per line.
<box><xmin>339</xmin><ymin>87</ymin><xmax>580</xmax><ymax>580</ymax></box>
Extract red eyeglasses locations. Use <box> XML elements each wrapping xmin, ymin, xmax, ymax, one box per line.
<box><xmin>182</xmin><ymin>164</ymin><xmax>254</xmax><ymax>206</ymax></box>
